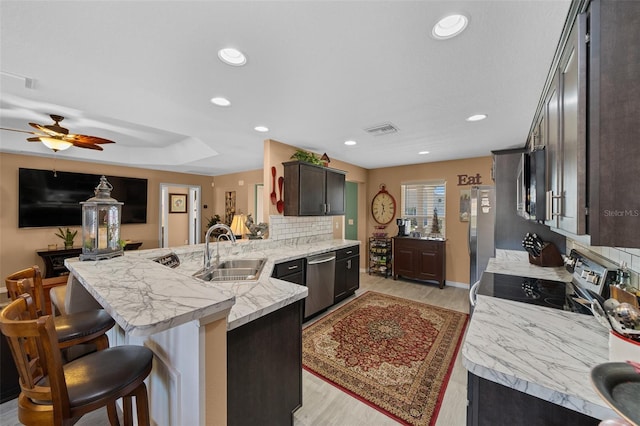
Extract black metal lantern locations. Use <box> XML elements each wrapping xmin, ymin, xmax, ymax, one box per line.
<box><xmin>80</xmin><ymin>176</ymin><xmax>124</xmax><ymax>261</ymax></box>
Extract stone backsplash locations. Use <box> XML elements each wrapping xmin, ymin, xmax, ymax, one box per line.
<box><xmin>268</xmin><ymin>215</ymin><xmax>333</xmax><ymax>241</ymax></box>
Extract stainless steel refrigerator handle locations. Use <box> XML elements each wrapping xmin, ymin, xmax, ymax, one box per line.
<box><xmin>467</xmin><ymin>220</ymin><xmax>471</xmax><ymax>256</ymax></box>
<box><xmin>307</xmin><ymin>255</ymin><xmax>336</xmax><ymax>265</ymax></box>
<box><xmin>469</xmin><ymin>280</ymin><xmax>481</xmax><ymax>307</ymax></box>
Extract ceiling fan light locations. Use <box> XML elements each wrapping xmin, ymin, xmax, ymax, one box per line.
<box><xmin>40</xmin><ymin>137</ymin><xmax>73</xmax><ymax>151</ymax></box>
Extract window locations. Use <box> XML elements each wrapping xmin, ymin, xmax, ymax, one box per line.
<box><xmin>400</xmin><ymin>181</ymin><xmax>446</xmax><ymax>237</ymax></box>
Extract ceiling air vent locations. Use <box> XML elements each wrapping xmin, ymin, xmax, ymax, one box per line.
<box><xmin>364</xmin><ymin>122</ymin><xmax>399</xmax><ymax>136</ymax></box>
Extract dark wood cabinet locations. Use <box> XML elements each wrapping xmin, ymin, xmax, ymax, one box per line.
<box><xmin>334</xmin><ymin>245</ymin><xmax>359</xmax><ymax>303</ymax></box>
<box><xmin>467</xmin><ymin>372</ymin><xmax>598</xmax><ymax>426</ymax></box>
<box><xmin>392</xmin><ymin>237</ymin><xmax>446</xmax><ymax>288</ymax></box>
<box><xmin>543</xmin><ymin>15</ymin><xmax>588</xmax><ymax>236</ymax></box>
<box><xmin>586</xmin><ymin>0</ymin><xmax>640</xmax><ymax>247</ymax></box>
<box><xmin>531</xmin><ymin>0</ymin><xmax>640</xmax><ymax>247</ymax></box>
<box><xmin>36</xmin><ymin>247</ymin><xmax>82</xmax><ymax>278</ymax></box>
<box><xmin>273</xmin><ymin>258</ymin><xmax>305</xmax><ymax>285</ymax></box>
<box><xmin>283</xmin><ymin>161</ymin><xmax>346</xmax><ymax>216</ymax></box>
<box><xmin>227</xmin><ymin>300</ymin><xmax>303</xmax><ymax>426</ymax></box>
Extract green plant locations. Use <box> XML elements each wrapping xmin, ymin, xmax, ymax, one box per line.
<box><xmin>206</xmin><ymin>214</ymin><xmax>222</xmax><ymax>229</ymax></box>
<box><xmin>55</xmin><ymin>227</ymin><xmax>78</xmax><ymax>247</ymax></box>
<box><xmin>290</xmin><ymin>149</ymin><xmax>323</xmax><ymax>165</ymax></box>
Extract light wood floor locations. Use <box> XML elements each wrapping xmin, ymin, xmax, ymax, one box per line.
<box><xmin>0</xmin><ymin>272</ymin><xmax>470</xmax><ymax>426</ymax></box>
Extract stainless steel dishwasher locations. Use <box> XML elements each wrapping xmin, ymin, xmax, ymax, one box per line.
<box><xmin>305</xmin><ymin>253</ymin><xmax>336</xmax><ymax>318</ymax></box>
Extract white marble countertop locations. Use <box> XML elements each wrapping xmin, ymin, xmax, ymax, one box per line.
<box><xmin>66</xmin><ymin>237</ymin><xmax>360</xmax><ymax>336</ymax></box>
<box><xmin>462</xmin><ymin>249</ymin><xmax>616</xmax><ymax>420</ymax></box>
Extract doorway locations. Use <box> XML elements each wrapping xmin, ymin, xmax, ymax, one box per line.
<box><xmin>160</xmin><ymin>184</ymin><xmax>201</xmax><ymax>248</ymax></box>
<box><xmin>345</xmin><ymin>181</ymin><xmax>358</xmax><ymax>240</ymax></box>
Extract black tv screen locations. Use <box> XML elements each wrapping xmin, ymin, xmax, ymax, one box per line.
<box><xmin>19</xmin><ymin>168</ymin><xmax>148</xmax><ymax>228</ymax></box>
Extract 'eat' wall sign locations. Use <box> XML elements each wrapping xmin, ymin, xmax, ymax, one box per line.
<box><xmin>457</xmin><ymin>174</ymin><xmax>483</xmax><ymax>186</ymax></box>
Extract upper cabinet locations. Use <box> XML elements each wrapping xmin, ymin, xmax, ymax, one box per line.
<box><xmin>544</xmin><ymin>17</ymin><xmax>588</xmax><ymax>236</ymax></box>
<box><xmin>283</xmin><ymin>161</ymin><xmax>346</xmax><ymax>216</ymax></box>
<box><xmin>531</xmin><ymin>0</ymin><xmax>640</xmax><ymax>247</ymax></box>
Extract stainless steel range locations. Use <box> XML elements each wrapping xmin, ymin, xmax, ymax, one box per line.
<box><xmin>472</xmin><ymin>249</ymin><xmax>619</xmax><ymax>314</ymax></box>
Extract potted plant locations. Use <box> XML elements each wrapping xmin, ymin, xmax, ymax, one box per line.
<box><xmin>55</xmin><ymin>227</ymin><xmax>78</xmax><ymax>249</ymax></box>
<box><xmin>290</xmin><ymin>149</ymin><xmax>323</xmax><ymax>166</ymax></box>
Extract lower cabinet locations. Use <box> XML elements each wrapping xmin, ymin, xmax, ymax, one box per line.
<box><xmin>467</xmin><ymin>372</ymin><xmax>598</xmax><ymax>426</ymax></box>
<box><xmin>392</xmin><ymin>237</ymin><xmax>446</xmax><ymax>288</ymax></box>
<box><xmin>227</xmin><ymin>300</ymin><xmax>303</xmax><ymax>426</ymax></box>
<box><xmin>334</xmin><ymin>245</ymin><xmax>360</xmax><ymax>303</ymax></box>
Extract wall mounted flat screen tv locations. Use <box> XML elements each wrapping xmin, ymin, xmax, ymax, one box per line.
<box><xmin>19</xmin><ymin>168</ymin><xmax>148</xmax><ymax>228</ymax></box>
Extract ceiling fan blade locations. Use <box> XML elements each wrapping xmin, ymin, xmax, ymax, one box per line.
<box><xmin>0</xmin><ymin>127</ymin><xmax>39</xmax><ymax>135</ymax></box>
<box><xmin>72</xmin><ymin>142</ymin><xmax>103</xmax><ymax>151</ymax></box>
<box><xmin>29</xmin><ymin>122</ymin><xmax>65</xmax><ymax>137</ymax></box>
<box><xmin>68</xmin><ymin>134</ymin><xmax>115</xmax><ymax>145</ymax></box>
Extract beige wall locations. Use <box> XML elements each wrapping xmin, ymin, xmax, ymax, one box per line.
<box><xmin>167</xmin><ymin>186</ymin><xmax>190</xmax><ymax>247</ymax></box>
<box><xmin>367</xmin><ymin>156</ymin><xmax>493</xmax><ymax>285</ymax></box>
<box><xmin>208</xmin><ymin>169</ymin><xmax>263</xmax><ymax>227</ymax></box>
<box><xmin>0</xmin><ymin>153</ymin><xmax>213</xmax><ymax>279</ymax></box>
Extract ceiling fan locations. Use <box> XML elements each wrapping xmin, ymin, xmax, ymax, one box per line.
<box><xmin>0</xmin><ymin>114</ymin><xmax>115</xmax><ymax>152</ymax></box>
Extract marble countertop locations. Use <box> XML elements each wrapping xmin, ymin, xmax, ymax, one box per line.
<box><xmin>462</xmin><ymin>249</ymin><xmax>615</xmax><ymax>420</ymax></box>
<box><xmin>66</xmin><ymin>237</ymin><xmax>360</xmax><ymax>336</ymax></box>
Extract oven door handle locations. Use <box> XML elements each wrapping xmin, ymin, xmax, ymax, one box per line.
<box><xmin>470</xmin><ymin>280</ymin><xmax>481</xmax><ymax>307</ymax></box>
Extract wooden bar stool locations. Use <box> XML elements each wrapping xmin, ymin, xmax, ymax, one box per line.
<box><xmin>0</xmin><ymin>294</ymin><xmax>153</xmax><ymax>426</ymax></box>
<box><xmin>5</xmin><ymin>266</ymin><xmax>115</xmax><ymax>353</ymax></box>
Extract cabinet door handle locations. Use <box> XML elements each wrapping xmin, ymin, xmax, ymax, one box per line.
<box><xmin>347</xmin><ymin>259</ymin><xmax>351</xmax><ymax>269</ymax></box>
<box><xmin>287</xmin><ymin>265</ymin><xmax>299</xmax><ymax>270</ymax></box>
<box><xmin>327</xmin><ymin>203</ymin><xmax>331</xmax><ymax>213</ymax></box>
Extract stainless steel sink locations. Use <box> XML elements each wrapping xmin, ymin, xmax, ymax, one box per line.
<box><xmin>216</xmin><ymin>259</ymin><xmax>266</xmax><ymax>270</ymax></box>
<box><xmin>193</xmin><ymin>258</ymin><xmax>266</xmax><ymax>282</ymax></box>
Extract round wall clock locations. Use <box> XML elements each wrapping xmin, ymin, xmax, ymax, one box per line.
<box><xmin>371</xmin><ymin>184</ymin><xmax>396</xmax><ymax>225</ymax></box>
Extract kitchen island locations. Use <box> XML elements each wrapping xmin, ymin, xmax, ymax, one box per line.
<box><xmin>65</xmin><ymin>237</ymin><xmax>359</xmax><ymax>426</ymax></box>
<box><xmin>462</xmin><ymin>251</ymin><xmax>616</xmax><ymax>424</ymax></box>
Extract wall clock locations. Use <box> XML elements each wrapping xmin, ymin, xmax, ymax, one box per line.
<box><xmin>371</xmin><ymin>184</ymin><xmax>396</xmax><ymax>225</ymax></box>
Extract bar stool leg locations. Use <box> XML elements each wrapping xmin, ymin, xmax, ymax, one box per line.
<box><xmin>107</xmin><ymin>402</ymin><xmax>120</xmax><ymax>426</ymax></box>
<box><xmin>123</xmin><ymin>397</ymin><xmax>133</xmax><ymax>426</ymax></box>
<box><xmin>134</xmin><ymin>383</ymin><xmax>150</xmax><ymax>426</ymax></box>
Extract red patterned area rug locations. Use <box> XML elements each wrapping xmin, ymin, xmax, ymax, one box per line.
<box><xmin>302</xmin><ymin>291</ymin><xmax>468</xmax><ymax>426</ymax></box>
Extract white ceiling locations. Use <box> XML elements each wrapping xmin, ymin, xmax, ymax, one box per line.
<box><xmin>0</xmin><ymin>0</ymin><xmax>570</xmax><ymax>176</ymax></box>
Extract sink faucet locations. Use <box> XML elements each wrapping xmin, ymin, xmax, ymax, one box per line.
<box><xmin>204</xmin><ymin>224</ymin><xmax>236</xmax><ymax>269</ymax></box>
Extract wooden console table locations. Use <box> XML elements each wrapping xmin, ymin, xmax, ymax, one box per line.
<box><xmin>36</xmin><ymin>247</ymin><xmax>82</xmax><ymax>278</ymax></box>
<box><xmin>392</xmin><ymin>237</ymin><xmax>446</xmax><ymax>288</ymax></box>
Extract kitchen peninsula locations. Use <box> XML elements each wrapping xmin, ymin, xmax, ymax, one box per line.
<box><xmin>463</xmin><ymin>251</ymin><xmax>616</xmax><ymax>425</ymax></box>
<box><xmin>64</xmin><ymin>237</ymin><xmax>359</xmax><ymax>426</ymax></box>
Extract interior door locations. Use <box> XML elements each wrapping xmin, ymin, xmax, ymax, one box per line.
<box><xmin>345</xmin><ymin>181</ymin><xmax>358</xmax><ymax>240</ymax></box>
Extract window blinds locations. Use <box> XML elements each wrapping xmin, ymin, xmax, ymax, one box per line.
<box><xmin>401</xmin><ymin>181</ymin><xmax>446</xmax><ymax>236</ymax></box>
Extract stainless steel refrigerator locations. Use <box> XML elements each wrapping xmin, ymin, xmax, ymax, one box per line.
<box><xmin>468</xmin><ymin>185</ymin><xmax>496</xmax><ymax>284</ymax></box>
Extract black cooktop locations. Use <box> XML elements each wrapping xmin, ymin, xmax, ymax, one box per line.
<box><xmin>477</xmin><ymin>272</ymin><xmax>592</xmax><ymax>315</ymax></box>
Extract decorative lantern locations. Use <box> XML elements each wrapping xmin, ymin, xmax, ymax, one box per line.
<box><xmin>80</xmin><ymin>176</ymin><xmax>124</xmax><ymax>261</ymax></box>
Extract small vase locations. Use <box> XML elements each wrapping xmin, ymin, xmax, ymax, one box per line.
<box><xmin>64</xmin><ymin>243</ymin><xmax>73</xmax><ymax>249</ymax></box>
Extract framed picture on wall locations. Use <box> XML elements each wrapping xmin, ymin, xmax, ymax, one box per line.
<box><xmin>169</xmin><ymin>193</ymin><xmax>188</xmax><ymax>213</ymax></box>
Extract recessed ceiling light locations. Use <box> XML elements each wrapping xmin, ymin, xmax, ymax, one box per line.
<box><xmin>254</xmin><ymin>126</ymin><xmax>269</xmax><ymax>132</ymax></box>
<box><xmin>217</xmin><ymin>48</ymin><xmax>247</xmax><ymax>66</ymax></box>
<box><xmin>418</xmin><ymin>151</ymin><xmax>430</xmax><ymax>155</ymax></box>
<box><xmin>344</xmin><ymin>140</ymin><xmax>357</xmax><ymax>146</ymax></box>
<box><xmin>432</xmin><ymin>14</ymin><xmax>469</xmax><ymax>40</ymax></box>
<box><xmin>210</xmin><ymin>97</ymin><xmax>231</xmax><ymax>107</ymax></box>
<box><xmin>466</xmin><ymin>114</ymin><xmax>488</xmax><ymax>122</ymax></box>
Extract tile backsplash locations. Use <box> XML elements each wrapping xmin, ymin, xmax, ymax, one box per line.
<box><xmin>566</xmin><ymin>239</ymin><xmax>640</xmax><ymax>290</ymax></box>
<box><xmin>269</xmin><ymin>215</ymin><xmax>333</xmax><ymax>241</ymax></box>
